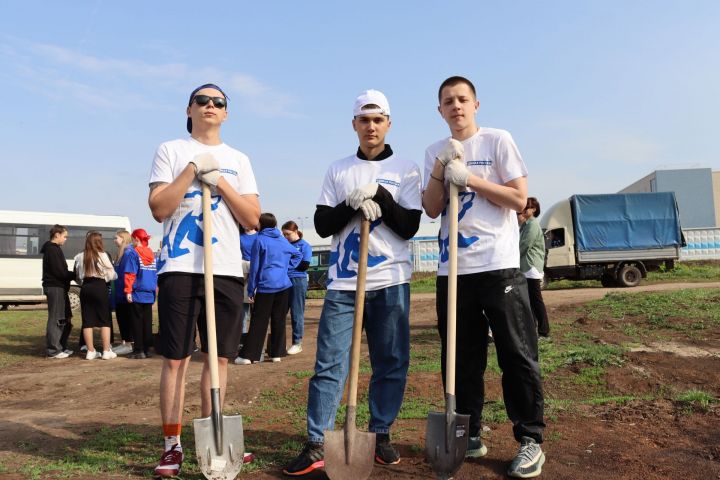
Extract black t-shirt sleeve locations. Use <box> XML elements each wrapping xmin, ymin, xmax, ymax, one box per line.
<box><xmin>314</xmin><ymin>202</ymin><xmax>357</xmax><ymax>238</ymax></box>
<box><xmin>372</xmin><ymin>185</ymin><xmax>421</xmax><ymax>240</ymax></box>
<box><xmin>296</xmin><ymin>260</ymin><xmax>310</xmax><ymax>272</ymax></box>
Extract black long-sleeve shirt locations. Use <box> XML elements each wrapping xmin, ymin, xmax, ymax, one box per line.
<box><xmin>41</xmin><ymin>241</ymin><xmax>74</xmax><ymax>288</ymax></box>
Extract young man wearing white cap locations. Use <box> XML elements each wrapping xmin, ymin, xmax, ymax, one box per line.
<box><xmin>283</xmin><ymin>89</ymin><xmax>422</xmax><ymax>476</ymax></box>
<box><xmin>422</xmin><ymin>76</ymin><xmax>545</xmax><ymax>478</ymax></box>
<box><xmin>148</xmin><ymin>83</ymin><xmax>260</xmax><ymax>478</ymax></box>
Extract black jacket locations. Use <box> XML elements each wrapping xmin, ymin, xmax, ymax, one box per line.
<box><xmin>41</xmin><ymin>241</ymin><xmax>74</xmax><ymax>288</ymax></box>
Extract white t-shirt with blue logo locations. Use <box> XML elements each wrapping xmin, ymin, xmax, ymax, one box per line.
<box><xmin>318</xmin><ymin>153</ymin><xmax>422</xmax><ymax>291</ymax></box>
<box><xmin>423</xmin><ymin>128</ymin><xmax>528</xmax><ymax>276</ymax></box>
<box><xmin>149</xmin><ymin>137</ymin><xmax>259</xmax><ymax>277</ymax></box>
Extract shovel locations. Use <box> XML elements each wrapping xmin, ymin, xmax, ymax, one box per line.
<box><xmin>425</xmin><ymin>183</ymin><xmax>470</xmax><ymax>480</ymax></box>
<box><xmin>194</xmin><ymin>183</ymin><xmax>245</xmax><ymax>480</ymax></box>
<box><xmin>324</xmin><ymin>218</ymin><xmax>376</xmax><ymax>480</ymax></box>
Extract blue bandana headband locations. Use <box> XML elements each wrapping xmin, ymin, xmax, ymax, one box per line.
<box><xmin>187</xmin><ymin>83</ymin><xmax>228</xmax><ymax>133</ymax></box>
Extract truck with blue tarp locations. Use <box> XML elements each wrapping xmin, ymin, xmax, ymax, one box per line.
<box><xmin>540</xmin><ymin>192</ymin><xmax>684</xmax><ymax>287</ymax></box>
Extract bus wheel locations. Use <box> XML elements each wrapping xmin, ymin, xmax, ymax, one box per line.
<box><xmin>69</xmin><ymin>286</ymin><xmax>81</xmax><ymax>311</ymax></box>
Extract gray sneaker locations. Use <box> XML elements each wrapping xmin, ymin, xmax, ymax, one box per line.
<box><xmin>466</xmin><ymin>436</ymin><xmax>488</xmax><ymax>458</ymax></box>
<box><xmin>507</xmin><ymin>436</ymin><xmax>545</xmax><ymax>478</ymax></box>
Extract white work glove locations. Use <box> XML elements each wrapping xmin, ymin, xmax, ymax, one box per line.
<box><xmin>445</xmin><ymin>159</ymin><xmax>471</xmax><ymax>188</ymax></box>
<box><xmin>436</xmin><ymin>138</ymin><xmax>464</xmax><ymax>166</ymax></box>
<box><xmin>198</xmin><ymin>170</ymin><xmax>221</xmax><ymax>187</ymax></box>
<box><xmin>359</xmin><ymin>199</ymin><xmax>382</xmax><ymax>221</ymax></box>
<box><xmin>346</xmin><ymin>183</ymin><xmax>379</xmax><ymax>210</ymax></box>
<box><xmin>190</xmin><ymin>153</ymin><xmax>219</xmax><ymax>174</ymax></box>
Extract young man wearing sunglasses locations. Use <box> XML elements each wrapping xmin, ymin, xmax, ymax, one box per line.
<box><xmin>422</xmin><ymin>76</ymin><xmax>546</xmax><ymax>478</ymax></box>
<box><xmin>148</xmin><ymin>83</ymin><xmax>260</xmax><ymax>478</ymax></box>
<box><xmin>283</xmin><ymin>89</ymin><xmax>422</xmax><ymax>476</ymax></box>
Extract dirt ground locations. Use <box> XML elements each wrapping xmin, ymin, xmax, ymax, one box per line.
<box><xmin>1</xmin><ymin>282</ymin><xmax>719</xmax><ymax>479</ymax></box>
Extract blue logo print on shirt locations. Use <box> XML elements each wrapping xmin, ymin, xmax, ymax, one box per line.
<box><xmin>157</xmin><ymin>191</ymin><xmax>220</xmax><ymax>271</ymax></box>
<box><xmin>327</xmin><ymin>219</ymin><xmax>387</xmax><ymax>285</ymax></box>
<box><xmin>438</xmin><ymin>191</ymin><xmax>479</xmax><ymax>263</ymax></box>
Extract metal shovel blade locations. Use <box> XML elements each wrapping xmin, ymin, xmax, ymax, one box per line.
<box><xmin>193</xmin><ymin>413</ymin><xmax>244</xmax><ymax>480</ymax></box>
<box><xmin>324</xmin><ymin>421</ymin><xmax>376</xmax><ymax>480</ymax></box>
<box><xmin>425</xmin><ymin>403</ymin><xmax>469</xmax><ymax>479</ymax></box>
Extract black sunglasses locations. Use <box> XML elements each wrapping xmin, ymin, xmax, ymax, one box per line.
<box><xmin>192</xmin><ymin>95</ymin><xmax>227</xmax><ymax>109</ymax></box>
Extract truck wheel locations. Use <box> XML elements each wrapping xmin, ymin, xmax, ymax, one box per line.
<box><xmin>600</xmin><ymin>274</ymin><xmax>616</xmax><ymax>288</ymax></box>
<box><xmin>617</xmin><ymin>265</ymin><xmax>642</xmax><ymax>287</ymax></box>
<box><xmin>68</xmin><ymin>286</ymin><xmax>81</xmax><ymax>311</ymax></box>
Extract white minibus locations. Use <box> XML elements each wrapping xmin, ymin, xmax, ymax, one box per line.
<box><xmin>0</xmin><ymin>210</ymin><xmax>131</xmax><ymax>310</ymax></box>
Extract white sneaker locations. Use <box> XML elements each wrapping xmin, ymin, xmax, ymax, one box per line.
<box><xmin>113</xmin><ymin>344</ymin><xmax>133</xmax><ymax>355</ymax></box>
<box><xmin>102</xmin><ymin>350</ymin><xmax>117</xmax><ymax>360</ymax></box>
<box><xmin>287</xmin><ymin>344</ymin><xmax>303</xmax><ymax>355</ymax></box>
<box><xmin>49</xmin><ymin>351</ymin><xmax>70</xmax><ymax>359</ymax></box>
<box><xmin>63</xmin><ymin>349</ymin><xmax>74</xmax><ymax>356</ymax></box>
<box><xmin>85</xmin><ymin>350</ymin><xmax>101</xmax><ymax>360</ymax></box>
<box><xmin>271</xmin><ymin>357</ymin><xmax>282</xmax><ymax>363</ymax></box>
<box><xmin>234</xmin><ymin>357</ymin><xmax>251</xmax><ymax>365</ymax></box>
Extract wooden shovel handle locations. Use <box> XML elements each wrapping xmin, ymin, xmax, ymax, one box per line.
<box><xmin>202</xmin><ymin>184</ymin><xmax>220</xmax><ymax>390</ymax></box>
<box><xmin>446</xmin><ymin>184</ymin><xmax>459</xmax><ymax>396</ymax></box>
<box><xmin>347</xmin><ymin>218</ymin><xmax>370</xmax><ymax>409</ymax></box>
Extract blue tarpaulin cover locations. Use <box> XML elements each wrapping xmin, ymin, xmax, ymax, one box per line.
<box><xmin>571</xmin><ymin>193</ymin><xmax>682</xmax><ymax>252</ymax></box>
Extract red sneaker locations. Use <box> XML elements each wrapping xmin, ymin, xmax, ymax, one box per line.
<box><xmin>154</xmin><ymin>444</ymin><xmax>183</xmax><ymax>478</ymax></box>
<box><xmin>243</xmin><ymin>452</ymin><xmax>255</xmax><ymax>464</ymax></box>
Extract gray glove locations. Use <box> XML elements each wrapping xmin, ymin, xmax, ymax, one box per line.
<box><xmin>436</xmin><ymin>138</ymin><xmax>464</xmax><ymax>166</ymax></box>
<box><xmin>347</xmin><ymin>183</ymin><xmax>379</xmax><ymax>210</ymax></box>
<box><xmin>359</xmin><ymin>199</ymin><xmax>382</xmax><ymax>221</ymax></box>
<box><xmin>445</xmin><ymin>160</ymin><xmax>470</xmax><ymax>187</ymax></box>
<box><xmin>198</xmin><ymin>170</ymin><xmax>221</xmax><ymax>188</ymax></box>
<box><xmin>190</xmin><ymin>153</ymin><xmax>219</xmax><ymax>174</ymax></box>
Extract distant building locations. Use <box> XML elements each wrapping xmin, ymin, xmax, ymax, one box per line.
<box><xmin>619</xmin><ymin>167</ymin><xmax>720</xmax><ymax>228</ymax></box>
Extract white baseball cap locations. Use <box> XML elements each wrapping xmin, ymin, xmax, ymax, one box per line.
<box><xmin>353</xmin><ymin>89</ymin><xmax>391</xmax><ymax>117</ymax></box>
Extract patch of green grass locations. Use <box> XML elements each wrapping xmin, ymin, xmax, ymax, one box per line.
<box><xmin>398</xmin><ymin>397</ymin><xmax>441</xmax><ymax>419</ymax></box>
<box><xmin>409</xmin><ymin>346</ymin><xmax>440</xmax><ymax>373</ymax></box>
<box><xmin>573</xmin><ymin>366</ymin><xmax>606</xmax><ymax>386</ymax></box>
<box><xmin>482</xmin><ymin>400</ymin><xmax>509</xmax><ymax>423</ymax></box>
<box><xmin>545</xmin><ymin>279</ymin><xmax>600</xmax><ymax>290</ymax></box>
<box><xmin>289</xmin><ymin>369</ymin><xmax>314</xmax><ymax>379</ymax></box>
<box><xmin>675</xmin><ymin>389</ymin><xmax>718</xmax><ymax>413</ymax></box>
<box><xmin>410</xmin><ymin>272</ymin><xmax>437</xmax><ymax>293</ymax></box>
<box><xmin>539</xmin><ymin>339</ymin><xmax>624</xmax><ymax>374</ymax></box>
<box><xmin>587</xmin><ymin>289</ymin><xmax>720</xmax><ymax>332</ymax></box>
<box><xmin>647</xmin><ymin>261</ymin><xmax>720</xmax><ymax>282</ymax></box>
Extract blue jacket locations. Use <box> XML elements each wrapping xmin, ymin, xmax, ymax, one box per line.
<box><xmin>112</xmin><ymin>246</ymin><xmax>135</xmax><ymax>307</ymax></box>
<box><xmin>247</xmin><ymin>228</ymin><xmax>302</xmax><ymax>295</ymax></box>
<box><xmin>288</xmin><ymin>238</ymin><xmax>313</xmax><ymax>279</ymax></box>
<box><xmin>120</xmin><ymin>246</ymin><xmax>158</xmax><ymax>304</ymax></box>
<box><xmin>240</xmin><ymin>232</ymin><xmax>257</xmax><ymax>261</ymax></box>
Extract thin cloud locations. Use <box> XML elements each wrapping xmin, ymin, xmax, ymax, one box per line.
<box><xmin>1</xmin><ymin>37</ymin><xmax>301</xmax><ymax>117</ymax></box>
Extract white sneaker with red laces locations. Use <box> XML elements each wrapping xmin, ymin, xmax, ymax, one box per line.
<box><xmin>155</xmin><ymin>444</ymin><xmax>183</xmax><ymax>478</ymax></box>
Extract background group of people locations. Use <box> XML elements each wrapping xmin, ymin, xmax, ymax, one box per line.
<box><xmin>41</xmin><ymin>226</ymin><xmax>158</xmax><ymax>361</ymax></box>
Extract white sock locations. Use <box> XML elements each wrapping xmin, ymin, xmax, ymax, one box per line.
<box><xmin>165</xmin><ymin>436</ymin><xmax>181</xmax><ymax>452</ymax></box>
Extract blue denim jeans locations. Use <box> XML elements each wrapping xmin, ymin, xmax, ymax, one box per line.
<box><xmin>289</xmin><ymin>276</ymin><xmax>308</xmax><ymax>345</ymax></box>
<box><xmin>306</xmin><ymin>283</ymin><xmax>410</xmax><ymax>443</ymax></box>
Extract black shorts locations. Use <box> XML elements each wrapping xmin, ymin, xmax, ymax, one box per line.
<box><xmin>157</xmin><ymin>273</ymin><xmax>244</xmax><ymax>360</ymax></box>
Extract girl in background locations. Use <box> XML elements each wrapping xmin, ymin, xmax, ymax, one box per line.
<box><xmin>518</xmin><ymin>197</ymin><xmax>550</xmax><ymax>338</ymax></box>
<box><xmin>112</xmin><ymin>230</ymin><xmax>134</xmax><ymax>355</ymax></box>
<box><xmin>74</xmin><ymin>231</ymin><xmax>118</xmax><ymax>360</ymax></box>
<box><xmin>121</xmin><ymin>228</ymin><xmax>158</xmax><ymax>359</ymax></box>
<box><xmin>236</xmin><ymin>213</ymin><xmax>301</xmax><ymax>364</ymax></box>
<box><xmin>281</xmin><ymin>221</ymin><xmax>312</xmax><ymax>355</ymax></box>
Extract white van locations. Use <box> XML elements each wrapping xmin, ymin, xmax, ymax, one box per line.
<box><xmin>0</xmin><ymin>210</ymin><xmax>131</xmax><ymax>310</ymax></box>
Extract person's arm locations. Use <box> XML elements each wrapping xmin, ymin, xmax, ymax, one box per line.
<box><xmin>288</xmin><ymin>246</ymin><xmax>303</xmax><ymax>270</ymax></box>
<box><xmin>214</xmin><ymin>177</ymin><xmax>260</xmax><ymax>231</ymax></box>
<box><xmin>47</xmin><ymin>247</ymin><xmax>72</xmax><ymax>284</ymax></box>
<box><xmin>314</xmin><ymin>203</ymin><xmax>356</xmax><ymax>238</ymax></box>
<box><xmin>148</xmin><ymin>164</ymin><xmax>197</xmax><ymax>222</ymax></box>
<box><xmin>372</xmin><ymin>185</ymin><xmax>421</xmax><ymax>240</ymax></box>
<box><xmin>466</xmin><ymin>175</ymin><xmax>527</xmax><ymax>212</ymax></box>
<box><xmin>422</xmin><ymin>155</ymin><xmax>448</xmax><ymax>219</ymax></box>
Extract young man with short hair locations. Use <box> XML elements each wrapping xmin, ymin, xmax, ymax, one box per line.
<box><xmin>148</xmin><ymin>83</ymin><xmax>260</xmax><ymax>478</ymax></box>
<box><xmin>283</xmin><ymin>89</ymin><xmax>422</xmax><ymax>476</ymax></box>
<box><xmin>422</xmin><ymin>76</ymin><xmax>546</xmax><ymax>478</ymax></box>
<box><xmin>41</xmin><ymin>224</ymin><xmax>75</xmax><ymax>359</ymax></box>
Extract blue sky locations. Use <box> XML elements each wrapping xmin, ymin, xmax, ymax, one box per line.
<box><xmin>1</xmin><ymin>1</ymin><xmax>719</xmax><ymax>239</ymax></box>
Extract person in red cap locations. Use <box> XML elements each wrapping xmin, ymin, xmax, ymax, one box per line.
<box><xmin>120</xmin><ymin>228</ymin><xmax>158</xmax><ymax>359</ymax></box>
<box><xmin>148</xmin><ymin>83</ymin><xmax>260</xmax><ymax>477</ymax></box>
